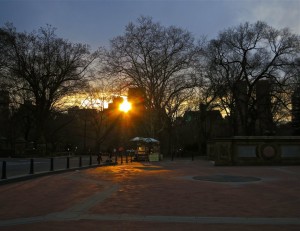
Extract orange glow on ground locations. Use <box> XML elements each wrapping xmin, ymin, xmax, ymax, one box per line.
<box><xmin>88</xmin><ymin>162</ymin><xmax>171</xmax><ymax>183</ymax></box>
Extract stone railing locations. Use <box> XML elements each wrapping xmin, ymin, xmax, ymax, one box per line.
<box><xmin>207</xmin><ymin>136</ymin><xmax>300</xmax><ymax>166</ymax></box>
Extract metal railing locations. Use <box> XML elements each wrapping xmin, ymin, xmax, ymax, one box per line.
<box><xmin>0</xmin><ymin>155</ymin><xmax>109</xmax><ymax>180</ymax></box>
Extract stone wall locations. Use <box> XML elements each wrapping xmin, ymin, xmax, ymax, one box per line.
<box><xmin>207</xmin><ymin>136</ymin><xmax>300</xmax><ymax>165</ymax></box>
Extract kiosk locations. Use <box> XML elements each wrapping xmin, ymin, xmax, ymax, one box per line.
<box><xmin>130</xmin><ymin>137</ymin><xmax>160</xmax><ymax>161</ymax></box>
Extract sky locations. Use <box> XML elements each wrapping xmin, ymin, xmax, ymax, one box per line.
<box><xmin>1</xmin><ymin>0</ymin><xmax>300</xmax><ymax>51</ymax></box>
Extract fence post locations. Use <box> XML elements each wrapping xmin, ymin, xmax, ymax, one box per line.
<box><xmin>50</xmin><ymin>158</ymin><xmax>54</xmax><ymax>171</ymax></box>
<box><xmin>79</xmin><ymin>156</ymin><xmax>82</xmax><ymax>167</ymax></box>
<box><xmin>29</xmin><ymin>158</ymin><xmax>34</xmax><ymax>174</ymax></box>
<box><xmin>121</xmin><ymin>153</ymin><xmax>123</xmax><ymax>164</ymax></box>
<box><xmin>1</xmin><ymin>161</ymin><xmax>7</xmax><ymax>179</ymax></box>
<box><xmin>67</xmin><ymin>157</ymin><xmax>70</xmax><ymax>169</ymax></box>
<box><xmin>97</xmin><ymin>155</ymin><xmax>100</xmax><ymax>165</ymax></box>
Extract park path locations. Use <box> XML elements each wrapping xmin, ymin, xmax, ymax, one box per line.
<box><xmin>0</xmin><ymin>160</ymin><xmax>300</xmax><ymax>230</ymax></box>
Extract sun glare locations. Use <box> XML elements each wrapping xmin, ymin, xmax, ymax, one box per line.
<box><xmin>119</xmin><ymin>99</ymin><xmax>132</xmax><ymax>113</ymax></box>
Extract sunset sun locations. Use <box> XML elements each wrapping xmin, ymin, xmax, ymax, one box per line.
<box><xmin>119</xmin><ymin>99</ymin><xmax>132</xmax><ymax>113</ymax></box>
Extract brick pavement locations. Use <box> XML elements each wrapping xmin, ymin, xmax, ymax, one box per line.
<box><xmin>0</xmin><ymin>159</ymin><xmax>299</xmax><ymax>230</ymax></box>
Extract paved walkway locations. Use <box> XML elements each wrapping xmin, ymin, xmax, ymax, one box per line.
<box><xmin>0</xmin><ymin>160</ymin><xmax>299</xmax><ymax>230</ymax></box>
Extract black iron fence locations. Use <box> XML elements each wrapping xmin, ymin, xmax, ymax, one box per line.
<box><xmin>1</xmin><ymin>152</ymin><xmax>202</xmax><ymax>182</ymax></box>
<box><xmin>0</xmin><ymin>152</ymin><xmax>137</xmax><ymax>181</ymax></box>
<box><xmin>1</xmin><ymin>155</ymin><xmax>103</xmax><ymax>180</ymax></box>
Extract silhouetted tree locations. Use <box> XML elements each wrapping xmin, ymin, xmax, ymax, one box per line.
<box><xmin>102</xmin><ymin>16</ymin><xmax>202</xmax><ymax>139</ymax></box>
<box><xmin>203</xmin><ymin>21</ymin><xmax>300</xmax><ymax>135</ymax></box>
<box><xmin>80</xmin><ymin>85</ymin><xmax>115</xmax><ymax>152</ymax></box>
<box><xmin>0</xmin><ymin>23</ymin><xmax>98</xmax><ymax>143</ymax></box>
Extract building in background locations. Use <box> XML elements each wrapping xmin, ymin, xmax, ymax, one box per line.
<box><xmin>256</xmin><ymin>80</ymin><xmax>274</xmax><ymax>135</ymax></box>
<box><xmin>234</xmin><ymin>80</ymin><xmax>248</xmax><ymax>135</ymax></box>
<box><xmin>292</xmin><ymin>86</ymin><xmax>300</xmax><ymax>135</ymax></box>
<box><xmin>0</xmin><ymin>90</ymin><xmax>10</xmax><ymax>137</ymax></box>
<box><xmin>127</xmin><ymin>87</ymin><xmax>147</xmax><ymax>138</ymax></box>
<box><xmin>172</xmin><ymin>104</ymin><xmax>227</xmax><ymax>156</ymax></box>
<box><xmin>232</xmin><ymin>80</ymin><xmax>274</xmax><ymax>135</ymax></box>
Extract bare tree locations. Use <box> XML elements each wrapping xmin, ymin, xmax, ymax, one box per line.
<box><xmin>0</xmin><ymin>23</ymin><xmax>99</xmax><ymax>143</ymax></box>
<box><xmin>81</xmin><ymin>82</ymin><xmax>115</xmax><ymax>152</ymax></box>
<box><xmin>101</xmin><ymin>16</ymin><xmax>202</xmax><ymax>138</ymax></box>
<box><xmin>203</xmin><ymin>21</ymin><xmax>300</xmax><ymax>135</ymax></box>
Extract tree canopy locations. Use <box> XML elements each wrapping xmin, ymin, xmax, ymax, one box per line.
<box><xmin>203</xmin><ymin>21</ymin><xmax>300</xmax><ymax>135</ymax></box>
<box><xmin>0</xmin><ymin>24</ymin><xmax>98</xmax><ymax>141</ymax></box>
<box><xmin>1</xmin><ymin>18</ymin><xmax>300</xmax><ymax>155</ymax></box>
<box><xmin>102</xmin><ymin>16</ymin><xmax>202</xmax><ymax>137</ymax></box>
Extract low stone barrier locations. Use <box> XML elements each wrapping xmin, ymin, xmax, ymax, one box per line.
<box><xmin>207</xmin><ymin>136</ymin><xmax>300</xmax><ymax>165</ymax></box>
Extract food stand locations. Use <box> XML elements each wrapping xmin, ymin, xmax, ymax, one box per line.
<box><xmin>130</xmin><ymin>137</ymin><xmax>161</xmax><ymax>161</ymax></box>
